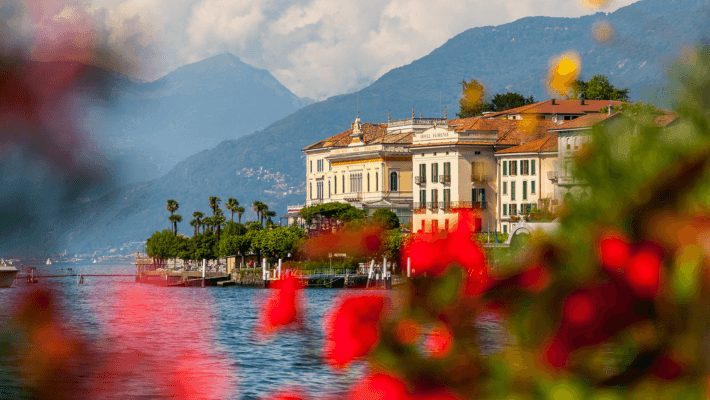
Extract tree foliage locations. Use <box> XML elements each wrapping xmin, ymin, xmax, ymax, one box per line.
<box><xmin>369</xmin><ymin>208</ymin><xmax>400</xmax><ymax>230</ymax></box>
<box><xmin>569</xmin><ymin>74</ymin><xmax>630</xmax><ymax>101</ymax></box>
<box><xmin>457</xmin><ymin>78</ymin><xmax>535</xmax><ymax>118</ymax></box>
<box><xmin>299</xmin><ymin>202</ymin><xmax>365</xmax><ymax>227</ymax></box>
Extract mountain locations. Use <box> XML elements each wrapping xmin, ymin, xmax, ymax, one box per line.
<box><xmin>36</xmin><ymin>0</ymin><xmax>710</xmax><ymax>254</ymax></box>
<box><xmin>95</xmin><ymin>53</ymin><xmax>313</xmax><ymax>183</ymax></box>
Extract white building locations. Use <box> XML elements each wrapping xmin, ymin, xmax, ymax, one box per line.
<box><xmin>410</xmin><ymin>117</ymin><xmax>554</xmax><ymax>233</ymax></box>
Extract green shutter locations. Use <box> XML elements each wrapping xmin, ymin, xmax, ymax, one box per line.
<box><xmin>503</xmin><ymin>204</ymin><xmax>507</xmax><ymax>215</ymax></box>
<box><xmin>511</xmin><ymin>181</ymin><xmax>516</xmax><ymax>200</ymax></box>
<box><xmin>503</xmin><ymin>161</ymin><xmax>507</xmax><ymax>176</ymax></box>
<box><xmin>532</xmin><ymin>160</ymin><xmax>536</xmax><ymax>175</ymax></box>
<box><xmin>523</xmin><ymin>181</ymin><xmax>527</xmax><ymax>200</ymax></box>
<box><xmin>480</xmin><ymin>189</ymin><xmax>486</xmax><ymax>203</ymax></box>
<box><xmin>532</xmin><ymin>180</ymin><xmax>536</xmax><ymax>194</ymax></box>
<box><xmin>472</xmin><ymin>188</ymin><xmax>478</xmax><ymax>202</ymax></box>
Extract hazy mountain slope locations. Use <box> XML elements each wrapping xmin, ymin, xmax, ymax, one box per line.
<box><xmin>55</xmin><ymin>0</ymin><xmax>710</xmax><ymax>254</ymax></box>
<box><xmin>98</xmin><ymin>53</ymin><xmax>312</xmax><ymax>183</ymax></box>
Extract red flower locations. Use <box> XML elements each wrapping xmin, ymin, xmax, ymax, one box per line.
<box><xmin>348</xmin><ymin>373</ymin><xmax>408</xmax><ymax>400</ymax></box>
<box><xmin>258</xmin><ymin>276</ymin><xmax>304</xmax><ymax>336</ymax></box>
<box><xmin>325</xmin><ymin>295</ymin><xmax>385</xmax><ymax>368</ymax></box>
<box><xmin>625</xmin><ymin>245</ymin><xmax>663</xmax><ymax>299</ymax></box>
<box><xmin>264</xmin><ymin>389</ymin><xmax>310</xmax><ymax>400</ymax></box>
<box><xmin>518</xmin><ymin>264</ymin><xmax>551</xmax><ymax>293</ymax></box>
<box><xmin>424</xmin><ymin>324</ymin><xmax>453</xmax><ymax>359</ymax></box>
<box><xmin>598</xmin><ymin>233</ymin><xmax>631</xmax><ymax>272</ymax></box>
<box><xmin>563</xmin><ymin>292</ymin><xmax>596</xmax><ymax>326</ymax></box>
<box><xmin>395</xmin><ymin>319</ymin><xmax>421</xmax><ymax>345</ymax></box>
<box><xmin>542</xmin><ymin>337</ymin><xmax>569</xmax><ymax>369</ymax></box>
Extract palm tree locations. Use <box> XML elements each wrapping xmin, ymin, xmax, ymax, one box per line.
<box><xmin>252</xmin><ymin>201</ymin><xmax>262</xmax><ymax>226</ymax></box>
<box><xmin>226</xmin><ymin>198</ymin><xmax>239</xmax><ymax>222</ymax></box>
<box><xmin>264</xmin><ymin>210</ymin><xmax>277</xmax><ymax>226</ymax></box>
<box><xmin>202</xmin><ymin>216</ymin><xmax>213</xmax><ymax>232</ymax></box>
<box><xmin>253</xmin><ymin>201</ymin><xmax>269</xmax><ymax>227</ymax></box>
<box><xmin>166</xmin><ymin>199</ymin><xmax>179</xmax><ymax>230</ymax></box>
<box><xmin>213</xmin><ymin>214</ymin><xmax>226</xmax><ymax>242</ymax></box>
<box><xmin>169</xmin><ymin>214</ymin><xmax>182</xmax><ymax>235</ymax></box>
<box><xmin>209</xmin><ymin>196</ymin><xmax>221</xmax><ymax>216</ymax></box>
<box><xmin>236</xmin><ymin>206</ymin><xmax>245</xmax><ymax>225</ymax></box>
<box><xmin>192</xmin><ymin>211</ymin><xmax>204</xmax><ymax>233</ymax></box>
<box><xmin>190</xmin><ymin>219</ymin><xmax>198</xmax><ymax>236</ymax></box>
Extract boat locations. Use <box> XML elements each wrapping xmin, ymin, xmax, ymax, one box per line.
<box><xmin>0</xmin><ymin>259</ymin><xmax>18</xmax><ymax>288</ymax></box>
<box><xmin>46</xmin><ymin>258</ymin><xmax>52</xmax><ymax>265</ymax></box>
<box><xmin>92</xmin><ymin>258</ymin><xmax>97</xmax><ymax>264</ymax></box>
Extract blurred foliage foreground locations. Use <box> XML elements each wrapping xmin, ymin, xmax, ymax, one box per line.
<box><xmin>262</xmin><ymin>48</ymin><xmax>710</xmax><ymax>400</ymax></box>
<box><xmin>6</xmin><ymin>49</ymin><xmax>710</xmax><ymax>400</ymax></box>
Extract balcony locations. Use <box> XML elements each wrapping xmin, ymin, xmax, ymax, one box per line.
<box><xmin>343</xmin><ymin>192</ymin><xmax>362</xmax><ymax>202</ymax></box>
<box><xmin>446</xmin><ymin>201</ymin><xmax>487</xmax><ymax>210</ymax></box>
<box><xmin>439</xmin><ymin>174</ymin><xmax>451</xmax><ymax>184</ymax></box>
<box><xmin>415</xmin><ymin>176</ymin><xmax>425</xmax><ymax>185</ymax></box>
<box><xmin>438</xmin><ymin>201</ymin><xmax>451</xmax><ymax>211</ymax></box>
<box><xmin>412</xmin><ymin>202</ymin><xmax>427</xmax><ymax>213</ymax></box>
<box><xmin>426</xmin><ymin>202</ymin><xmax>438</xmax><ymax>210</ymax></box>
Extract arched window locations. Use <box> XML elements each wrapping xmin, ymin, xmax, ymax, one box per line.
<box><xmin>367</xmin><ymin>173</ymin><xmax>370</xmax><ymax>192</ymax></box>
<box><xmin>375</xmin><ymin>172</ymin><xmax>379</xmax><ymax>191</ymax></box>
<box><xmin>334</xmin><ymin>176</ymin><xmax>337</xmax><ymax>194</ymax></box>
<box><xmin>390</xmin><ymin>171</ymin><xmax>398</xmax><ymax>191</ymax></box>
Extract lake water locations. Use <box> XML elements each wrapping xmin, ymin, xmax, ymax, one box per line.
<box><xmin>0</xmin><ymin>263</ymin><xmax>368</xmax><ymax>400</ymax></box>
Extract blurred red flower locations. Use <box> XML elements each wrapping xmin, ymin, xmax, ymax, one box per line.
<box><xmin>258</xmin><ymin>275</ymin><xmax>304</xmax><ymax>336</ymax></box>
<box><xmin>424</xmin><ymin>324</ymin><xmax>453</xmax><ymax>359</ymax></box>
<box><xmin>348</xmin><ymin>373</ymin><xmax>408</xmax><ymax>400</ymax></box>
<box><xmin>325</xmin><ymin>294</ymin><xmax>385</xmax><ymax>368</ymax></box>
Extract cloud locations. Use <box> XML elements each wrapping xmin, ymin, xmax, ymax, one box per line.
<box><xmin>74</xmin><ymin>0</ymin><xmax>640</xmax><ymax>98</ymax></box>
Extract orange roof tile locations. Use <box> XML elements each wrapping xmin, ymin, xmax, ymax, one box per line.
<box><xmin>483</xmin><ymin>99</ymin><xmax>625</xmax><ymax>118</ymax></box>
<box><xmin>495</xmin><ymin>133</ymin><xmax>558</xmax><ymax>154</ymax></box>
<box><xmin>302</xmin><ymin>123</ymin><xmax>389</xmax><ymax>150</ymax></box>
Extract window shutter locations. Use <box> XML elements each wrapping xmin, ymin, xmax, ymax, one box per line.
<box><xmin>523</xmin><ymin>181</ymin><xmax>527</xmax><ymax>200</ymax></box>
<box><xmin>480</xmin><ymin>189</ymin><xmax>486</xmax><ymax>203</ymax></box>
<box><xmin>503</xmin><ymin>161</ymin><xmax>507</xmax><ymax>176</ymax></box>
<box><xmin>531</xmin><ymin>180</ymin><xmax>536</xmax><ymax>194</ymax></box>
<box><xmin>511</xmin><ymin>181</ymin><xmax>516</xmax><ymax>200</ymax></box>
<box><xmin>503</xmin><ymin>181</ymin><xmax>507</xmax><ymax>195</ymax></box>
<box><xmin>503</xmin><ymin>204</ymin><xmax>507</xmax><ymax>215</ymax></box>
<box><xmin>532</xmin><ymin>160</ymin><xmax>536</xmax><ymax>175</ymax></box>
<box><xmin>472</xmin><ymin>188</ymin><xmax>478</xmax><ymax>203</ymax></box>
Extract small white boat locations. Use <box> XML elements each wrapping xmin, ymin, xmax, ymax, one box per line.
<box><xmin>46</xmin><ymin>258</ymin><xmax>52</xmax><ymax>265</ymax></box>
<box><xmin>92</xmin><ymin>258</ymin><xmax>97</xmax><ymax>264</ymax></box>
<box><xmin>0</xmin><ymin>259</ymin><xmax>18</xmax><ymax>288</ymax></box>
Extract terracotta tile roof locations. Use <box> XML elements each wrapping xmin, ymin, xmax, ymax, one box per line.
<box><xmin>653</xmin><ymin>113</ymin><xmax>678</xmax><ymax>127</ymax></box>
<box><xmin>548</xmin><ymin>113</ymin><xmax>617</xmax><ymax>130</ymax></box>
<box><xmin>410</xmin><ymin>117</ymin><xmax>555</xmax><ymax>149</ymax></box>
<box><xmin>496</xmin><ymin>119</ymin><xmax>556</xmax><ymax>145</ymax></box>
<box><xmin>495</xmin><ymin>133</ymin><xmax>558</xmax><ymax>154</ymax></box>
<box><xmin>483</xmin><ymin>99</ymin><xmax>626</xmax><ymax>118</ymax></box>
<box><xmin>302</xmin><ymin>123</ymin><xmax>388</xmax><ymax>150</ymax></box>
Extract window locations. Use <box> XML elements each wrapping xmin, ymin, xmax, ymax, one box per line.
<box><xmin>472</xmin><ymin>188</ymin><xmax>478</xmax><ymax>202</ymax></box>
<box><xmin>309</xmin><ymin>181</ymin><xmax>312</xmax><ymax>199</ymax></box>
<box><xmin>475</xmin><ymin>151</ymin><xmax>481</xmax><ymax>155</ymax></box>
<box><xmin>444</xmin><ymin>189</ymin><xmax>450</xmax><ymax>206</ymax></box>
<box><xmin>419</xmin><ymin>164</ymin><xmax>427</xmax><ymax>183</ymax></box>
<box><xmin>376</xmin><ymin>172</ymin><xmax>379</xmax><ymax>191</ymax></box>
<box><xmin>503</xmin><ymin>181</ymin><xmax>507</xmax><ymax>195</ymax></box>
<box><xmin>526</xmin><ymin>203</ymin><xmax>533</xmax><ymax>213</ymax></box>
<box><xmin>503</xmin><ymin>204</ymin><xmax>508</xmax><ymax>216</ymax></box>
<box><xmin>522</xmin><ymin>160</ymin><xmax>529</xmax><ymax>175</ymax></box>
<box><xmin>317</xmin><ymin>159</ymin><xmax>324</xmax><ymax>172</ymax></box>
<box><xmin>479</xmin><ymin>189</ymin><xmax>486</xmax><ymax>204</ymax></box>
<box><xmin>503</xmin><ymin>161</ymin><xmax>507</xmax><ymax>176</ymax></box>
<box><xmin>509</xmin><ymin>160</ymin><xmax>517</xmax><ymax>176</ymax></box>
<box><xmin>316</xmin><ymin>180</ymin><xmax>324</xmax><ymax>199</ymax></box>
<box><xmin>390</xmin><ymin>171</ymin><xmax>398</xmax><ymax>191</ymax></box>
<box><xmin>349</xmin><ymin>172</ymin><xmax>363</xmax><ymax>193</ymax></box>
<box><xmin>443</xmin><ymin>162</ymin><xmax>451</xmax><ymax>181</ymax></box>
<box><xmin>334</xmin><ymin>176</ymin><xmax>337</xmax><ymax>194</ymax></box>
<box><xmin>309</xmin><ymin>160</ymin><xmax>313</xmax><ymax>173</ymax></box>
<box><xmin>342</xmin><ymin>174</ymin><xmax>345</xmax><ymax>193</ymax></box>
<box><xmin>420</xmin><ymin>190</ymin><xmax>426</xmax><ymax>205</ymax></box>
<box><xmin>503</xmin><ymin>225</ymin><xmax>507</xmax><ymax>234</ymax></box>
<box><xmin>511</xmin><ymin>204</ymin><xmax>517</xmax><ymax>215</ymax></box>
<box><xmin>472</xmin><ymin>162</ymin><xmax>485</xmax><ymax>182</ymax></box>
<box><xmin>531</xmin><ymin>160</ymin><xmax>536</xmax><ymax>175</ymax></box>
<box><xmin>511</xmin><ymin>181</ymin><xmax>516</xmax><ymax>201</ymax></box>
<box><xmin>432</xmin><ymin>163</ymin><xmax>439</xmax><ymax>182</ymax></box>
<box><xmin>367</xmin><ymin>173</ymin><xmax>370</xmax><ymax>192</ymax></box>
<box><xmin>328</xmin><ymin>180</ymin><xmax>331</xmax><ymax>198</ymax></box>
<box><xmin>431</xmin><ymin>189</ymin><xmax>439</xmax><ymax>205</ymax></box>
<box><xmin>523</xmin><ymin>181</ymin><xmax>527</xmax><ymax>200</ymax></box>
<box><xmin>531</xmin><ymin>180</ymin><xmax>536</xmax><ymax>194</ymax></box>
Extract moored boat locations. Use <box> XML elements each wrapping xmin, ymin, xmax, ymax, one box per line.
<box><xmin>0</xmin><ymin>259</ymin><xmax>18</xmax><ymax>288</ymax></box>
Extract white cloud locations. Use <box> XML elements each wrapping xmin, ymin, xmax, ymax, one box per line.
<box><xmin>75</xmin><ymin>0</ymin><xmax>641</xmax><ymax>98</ymax></box>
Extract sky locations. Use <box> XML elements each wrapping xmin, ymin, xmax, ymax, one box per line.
<box><xmin>15</xmin><ymin>0</ymin><xmax>641</xmax><ymax>100</ymax></box>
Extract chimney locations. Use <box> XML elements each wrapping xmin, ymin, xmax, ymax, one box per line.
<box><xmin>551</xmin><ymin>99</ymin><xmax>556</xmax><ymax>105</ymax></box>
<box><xmin>580</xmin><ymin>99</ymin><xmax>585</xmax><ymax>105</ymax></box>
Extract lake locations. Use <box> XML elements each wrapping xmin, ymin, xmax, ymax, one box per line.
<box><xmin>0</xmin><ymin>262</ymin><xmax>368</xmax><ymax>400</ymax></box>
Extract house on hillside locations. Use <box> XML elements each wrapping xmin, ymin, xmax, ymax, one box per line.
<box><xmin>483</xmin><ymin>99</ymin><xmax>625</xmax><ymax>122</ymax></box>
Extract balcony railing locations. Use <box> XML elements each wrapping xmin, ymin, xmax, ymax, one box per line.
<box><xmin>439</xmin><ymin>174</ymin><xmax>451</xmax><ymax>183</ymax></box>
<box><xmin>343</xmin><ymin>193</ymin><xmax>362</xmax><ymax>202</ymax></box>
<box><xmin>426</xmin><ymin>202</ymin><xmax>438</xmax><ymax>210</ymax></box>
<box><xmin>412</xmin><ymin>202</ymin><xmax>427</xmax><ymax>213</ymax></box>
<box><xmin>415</xmin><ymin>176</ymin><xmax>425</xmax><ymax>184</ymax></box>
<box><xmin>445</xmin><ymin>201</ymin><xmax>487</xmax><ymax>210</ymax></box>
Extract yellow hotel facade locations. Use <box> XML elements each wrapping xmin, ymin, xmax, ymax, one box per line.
<box><xmin>302</xmin><ymin>115</ymin><xmax>446</xmax><ymax>226</ymax></box>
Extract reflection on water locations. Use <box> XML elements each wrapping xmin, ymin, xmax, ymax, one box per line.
<box><xmin>0</xmin><ymin>263</ymin><xmax>367</xmax><ymax>399</ymax></box>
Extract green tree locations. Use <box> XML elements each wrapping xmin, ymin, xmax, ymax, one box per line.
<box><xmin>166</xmin><ymin>199</ymin><xmax>179</xmax><ymax>231</ymax></box>
<box><xmin>168</xmin><ymin>214</ymin><xmax>182</xmax><ymax>236</ymax></box>
<box><xmin>202</xmin><ymin>216</ymin><xmax>214</xmax><ymax>232</ymax></box>
<box><xmin>487</xmin><ymin>92</ymin><xmax>535</xmax><ymax>112</ymax></box>
<box><xmin>264</xmin><ymin>210</ymin><xmax>277</xmax><ymax>227</ymax></box>
<box><xmin>569</xmin><ymin>74</ymin><xmax>630</xmax><ymax>101</ymax></box>
<box><xmin>245</xmin><ymin>221</ymin><xmax>262</xmax><ymax>231</ymax></box>
<box><xmin>219</xmin><ymin>233</ymin><xmax>253</xmax><ymax>266</ymax></box>
<box><xmin>209</xmin><ymin>196</ymin><xmax>221</xmax><ymax>216</ymax></box>
<box><xmin>260</xmin><ymin>226</ymin><xmax>304</xmax><ymax>260</ymax></box>
<box><xmin>213</xmin><ymin>212</ymin><xmax>226</xmax><ymax>242</ymax></box>
<box><xmin>189</xmin><ymin>219</ymin><xmax>198</xmax><ymax>236</ymax></box>
<box><xmin>299</xmin><ymin>202</ymin><xmax>365</xmax><ymax>230</ymax></box>
<box><xmin>225</xmin><ymin>198</ymin><xmax>239</xmax><ymax>222</ymax></box>
<box><xmin>146</xmin><ymin>230</ymin><xmax>179</xmax><ymax>260</ymax></box>
<box><xmin>369</xmin><ymin>208</ymin><xmax>400</xmax><ymax>230</ymax></box>
<box><xmin>253</xmin><ymin>201</ymin><xmax>268</xmax><ymax>227</ymax></box>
